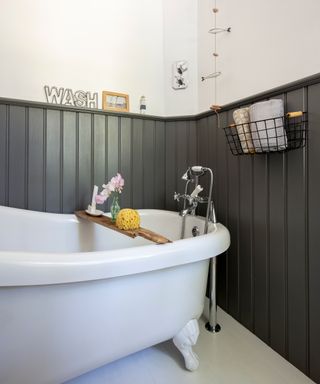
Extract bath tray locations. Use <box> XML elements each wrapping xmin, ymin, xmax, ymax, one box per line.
<box><xmin>75</xmin><ymin>210</ymin><xmax>172</xmax><ymax>245</ymax></box>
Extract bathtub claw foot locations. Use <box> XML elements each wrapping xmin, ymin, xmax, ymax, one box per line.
<box><xmin>173</xmin><ymin>319</ymin><xmax>199</xmax><ymax>371</ymax></box>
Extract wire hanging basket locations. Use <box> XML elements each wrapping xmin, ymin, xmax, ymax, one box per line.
<box><xmin>222</xmin><ymin>111</ymin><xmax>308</xmax><ymax>155</ymax></box>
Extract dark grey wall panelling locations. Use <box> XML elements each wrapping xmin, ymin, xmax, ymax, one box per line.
<box><xmin>93</xmin><ymin>114</ymin><xmax>106</xmax><ymax>184</ymax></box>
<box><xmin>196</xmin><ymin>82</ymin><xmax>319</xmax><ymax>383</ymax></box>
<box><xmin>252</xmin><ymin>154</ymin><xmax>269</xmax><ymax>343</ymax></box>
<box><xmin>238</xmin><ymin>144</ymin><xmax>253</xmax><ymax>331</ymax></box>
<box><xmin>28</xmin><ymin>108</ymin><xmax>44</xmax><ymax>211</ymax></box>
<box><xmin>165</xmin><ymin>119</ymin><xmax>199</xmax><ymax>212</ymax></box>
<box><xmin>165</xmin><ymin>121</ymin><xmax>176</xmax><ymax>211</ymax></box>
<box><xmin>307</xmin><ymin>83</ymin><xmax>320</xmax><ymax>382</ymax></box>
<box><xmin>226</xmin><ymin>110</ymin><xmax>241</xmax><ymax>321</ymax></box>
<box><xmin>78</xmin><ymin>113</ymin><xmax>92</xmax><ymax>211</ymax></box>
<box><xmin>46</xmin><ymin>109</ymin><xmax>61</xmax><ymax>212</ymax></box>
<box><xmin>106</xmin><ymin>116</ymin><xmax>118</xmax><ymax>210</ymax></box>
<box><xmin>268</xmin><ymin>94</ymin><xmax>286</xmax><ymax>355</ymax></box>
<box><xmin>268</xmin><ymin>149</ymin><xmax>286</xmax><ymax>357</ymax></box>
<box><xmin>143</xmin><ymin>120</ymin><xmax>155</xmax><ymax>209</ymax></box>
<box><xmin>188</xmin><ymin>120</ymin><xmax>197</xmax><ymax>166</ymax></box>
<box><xmin>62</xmin><ymin>111</ymin><xmax>77</xmax><ymax>213</ymax></box>
<box><xmin>9</xmin><ymin>106</ymin><xmax>26</xmax><ymax>209</ymax></box>
<box><xmin>132</xmin><ymin>118</ymin><xmax>144</xmax><ymax>209</ymax></box>
<box><xmin>175</xmin><ymin>121</ymin><xmax>188</xmax><ymax>196</ymax></box>
<box><xmin>286</xmin><ymin>89</ymin><xmax>308</xmax><ymax>372</ymax></box>
<box><xmin>0</xmin><ymin>105</ymin><xmax>7</xmax><ymax>205</ymax></box>
<box><xmin>1</xmin><ymin>72</ymin><xmax>320</xmax><ymax>383</ymax></box>
<box><xmin>215</xmin><ymin>112</ymin><xmax>229</xmax><ymax>310</ymax></box>
<box><xmin>0</xmin><ymin>103</ymin><xmax>197</xmax><ymax>216</ymax></box>
<box><xmin>197</xmin><ymin>116</ymin><xmax>210</xmax><ymax>217</ymax></box>
<box><xmin>154</xmin><ymin>121</ymin><xmax>165</xmax><ymax>209</ymax></box>
<box><xmin>119</xmin><ymin>117</ymin><xmax>131</xmax><ymax>208</ymax></box>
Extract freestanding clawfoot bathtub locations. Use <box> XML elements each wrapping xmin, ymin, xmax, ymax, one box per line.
<box><xmin>0</xmin><ymin>206</ymin><xmax>230</xmax><ymax>384</ymax></box>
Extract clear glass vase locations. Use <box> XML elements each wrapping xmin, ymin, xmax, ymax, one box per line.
<box><xmin>110</xmin><ymin>193</ymin><xmax>120</xmax><ymax>222</ymax></box>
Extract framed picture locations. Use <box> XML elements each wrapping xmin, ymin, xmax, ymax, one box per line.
<box><xmin>102</xmin><ymin>91</ymin><xmax>129</xmax><ymax>112</ymax></box>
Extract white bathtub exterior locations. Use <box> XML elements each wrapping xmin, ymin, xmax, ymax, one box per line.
<box><xmin>0</xmin><ymin>206</ymin><xmax>230</xmax><ymax>384</ymax></box>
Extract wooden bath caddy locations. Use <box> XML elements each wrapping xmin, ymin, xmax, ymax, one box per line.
<box><xmin>75</xmin><ymin>210</ymin><xmax>172</xmax><ymax>245</ymax></box>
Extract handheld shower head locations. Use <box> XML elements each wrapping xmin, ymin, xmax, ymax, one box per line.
<box><xmin>190</xmin><ymin>166</ymin><xmax>206</xmax><ymax>176</ymax></box>
<box><xmin>191</xmin><ymin>166</ymin><xmax>203</xmax><ymax>173</ymax></box>
<box><xmin>182</xmin><ymin>166</ymin><xmax>208</xmax><ymax>182</ymax></box>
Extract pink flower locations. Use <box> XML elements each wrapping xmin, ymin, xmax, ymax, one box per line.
<box><xmin>95</xmin><ymin>194</ymin><xmax>107</xmax><ymax>205</ymax></box>
<box><xmin>100</xmin><ymin>173</ymin><xmax>125</xmax><ymax>198</ymax></box>
<box><xmin>102</xmin><ymin>183</ymin><xmax>113</xmax><ymax>195</ymax></box>
<box><xmin>109</xmin><ymin>173</ymin><xmax>124</xmax><ymax>193</ymax></box>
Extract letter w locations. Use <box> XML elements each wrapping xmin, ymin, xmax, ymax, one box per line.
<box><xmin>44</xmin><ymin>86</ymin><xmax>64</xmax><ymax>104</ymax></box>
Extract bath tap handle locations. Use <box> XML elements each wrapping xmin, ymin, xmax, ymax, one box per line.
<box><xmin>174</xmin><ymin>192</ymin><xmax>180</xmax><ymax>201</ymax></box>
<box><xmin>197</xmin><ymin>196</ymin><xmax>208</xmax><ymax>203</ymax></box>
<box><xmin>190</xmin><ymin>185</ymin><xmax>203</xmax><ymax>198</ymax></box>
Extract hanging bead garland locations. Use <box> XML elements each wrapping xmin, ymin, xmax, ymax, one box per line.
<box><xmin>200</xmin><ymin>2</ymin><xmax>231</xmax><ymax>108</ymax></box>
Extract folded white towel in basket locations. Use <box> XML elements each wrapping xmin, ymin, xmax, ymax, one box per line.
<box><xmin>233</xmin><ymin>107</ymin><xmax>255</xmax><ymax>154</ymax></box>
<box><xmin>249</xmin><ymin>99</ymin><xmax>287</xmax><ymax>152</ymax></box>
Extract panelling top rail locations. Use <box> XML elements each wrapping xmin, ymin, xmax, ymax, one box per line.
<box><xmin>1</xmin><ymin>71</ymin><xmax>319</xmax><ymax>122</ymax></box>
<box><xmin>0</xmin><ymin>97</ymin><xmax>186</xmax><ymax>122</ymax></box>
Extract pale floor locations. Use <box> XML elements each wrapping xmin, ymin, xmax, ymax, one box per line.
<box><xmin>65</xmin><ymin>308</ymin><xmax>315</xmax><ymax>384</ymax></box>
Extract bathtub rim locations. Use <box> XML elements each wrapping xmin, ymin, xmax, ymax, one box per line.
<box><xmin>0</xmin><ymin>207</ymin><xmax>230</xmax><ymax>287</ymax></box>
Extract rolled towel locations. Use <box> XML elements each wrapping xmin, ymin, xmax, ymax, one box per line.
<box><xmin>233</xmin><ymin>107</ymin><xmax>255</xmax><ymax>153</ymax></box>
<box><xmin>249</xmin><ymin>99</ymin><xmax>287</xmax><ymax>152</ymax></box>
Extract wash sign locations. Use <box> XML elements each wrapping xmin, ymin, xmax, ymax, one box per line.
<box><xmin>44</xmin><ymin>86</ymin><xmax>98</xmax><ymax>108</ymax></box>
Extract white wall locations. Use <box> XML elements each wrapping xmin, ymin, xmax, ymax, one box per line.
<box><xmin>198</xmin><ymin>0</ymin><xmax>320</xmax><ymax>112</ymax></box>
<box><xmin>0</xmin><ymin>0</ymin><xmax>165</xmax><ymax>115</ymax></box>
<box><xmin>197</xmin><ymin>0</ymin><xmax>216</xmax><ymax>113</ymax></box>
<box><xmin>162</xmin><ymin>0</ymin><xmax>198</xmax><ymax>116</ymax></box>
<box><xmin>1</xmin><ymin>0</ymin><xmax>320</xmax><ymax>116</ymax></box>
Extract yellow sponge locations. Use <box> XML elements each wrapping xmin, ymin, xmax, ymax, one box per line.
<box><xmin>116</xmin><ymin>209</ymin><xmax>140</xmax><ymax>230</ymax></box>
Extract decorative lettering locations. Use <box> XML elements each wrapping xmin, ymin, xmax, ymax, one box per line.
<box><xmin>44</xmin><ymin>85</ymin><xmax>64</xmax><ymax>104</ymax></box>
<box><xmin>62</xmin><ymin>88</ymin><xmax>75</xmax><ymax>106</ymax></box>
<box><xmin>44</xmin><ymin>86</ymin><xmax>99</xmax><ymax>109</ymax></box>
<box><xmin>74</xmin><ymin>90</ymin><xmax>87</xmax><ymax>107</ymax></box>
<box><xmin>86</xmin><ymin>92</ymin><xmax>98</xmax><ymax>108</ymax></box>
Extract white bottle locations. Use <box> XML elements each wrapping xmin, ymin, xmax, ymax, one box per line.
<box><xmin>140</xmin><ymin>96</ymin><xmax>146</xmax><ymax>114</ymax></box>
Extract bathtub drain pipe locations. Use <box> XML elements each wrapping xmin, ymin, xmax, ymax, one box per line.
<box><xmin>205</xmin><ymin>257</ymin><xmax>221</xmax><ymax>333</ymax></box>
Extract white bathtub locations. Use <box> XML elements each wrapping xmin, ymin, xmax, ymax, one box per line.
<box><xmin>0</xmin><ymin>206</ymin><xmax>230</xmax><ymax>384</ymax></box>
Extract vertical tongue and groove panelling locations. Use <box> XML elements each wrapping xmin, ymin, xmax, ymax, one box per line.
<box><xmin>196</xmin><ymin>81</ymin><xmax>319</xmax><ymax>383</ymax></box>
<box><xmin>0</xmin><ymin>105</ymin><xmax>196</xmax><ymax>216</ymax></box>
<box><xmin>0</xmin><ymin>74</ymin><xmax>320</xmax><ymax>383</ymax></box>
<box><xmin>307</xmin><ymin>83</ymin><xmax>320</xmax><ymax>382</ymax></box>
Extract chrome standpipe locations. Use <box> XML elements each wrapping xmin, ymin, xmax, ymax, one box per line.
<box><xmin>180</xmin><ymin>177</ymin><xmax>193</xmax><ymax>239</ymax></box>
<box><xmin>205</xmin><ymin>257</ymin><xmax>221</xmax><ymax>333</ymax></box>
<box><xmin>202</xmin><ymin>167</ymin><xmax>214</xmax><ymax>234</ymax></box>
<box><xmin>201</xmin><ymin>168</ymin><xmax>220</xmax><ymax>333</ymax></box>
<box><xmin>174</xmin><ymin>166</ymin><xmax>220</xmax><ymax>333</ymax></box>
